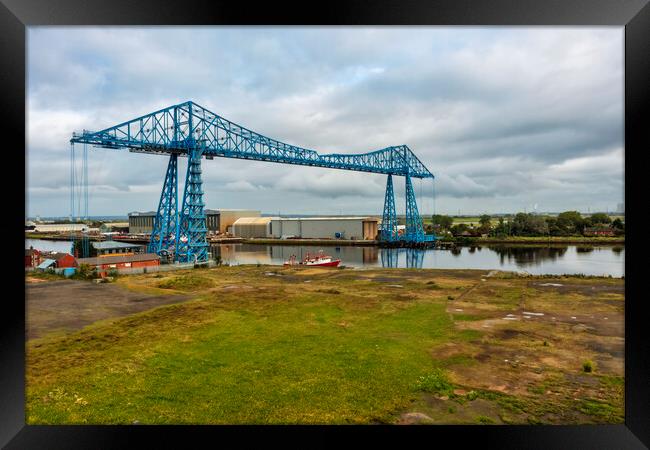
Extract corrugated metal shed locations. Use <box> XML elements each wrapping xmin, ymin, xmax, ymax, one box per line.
<box><xmin>232</xmin><ymin>217</ymin><xmax>273</xmax><ymax>238</ymax></box>
<box><xmin>77</xmin><ymin>253</ymin><xmax>160</xmax><ymax>266</ymax></box>
<box><xmin>233</xmin><ymin>217</ymin><xmax>273</xmax><ymax>225</ymax></box>
<box><xmin>269</xmin><ymin>217</ymin><xmax>379</xmax><ymax>240</ymax></box>
<box><xmin>36</xmin><ymin>259</ymin><xmax>56</xmax><ymax>269</ymax></box>
<box><xmin>92</xmin><ymin>241</ymin><xmax>143</xmax><ymax>250</ymax></box>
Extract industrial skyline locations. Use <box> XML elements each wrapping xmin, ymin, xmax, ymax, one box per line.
<box><xmin>27</xmin><ymin>27</ymin><xmax>623</xmax><ymax>217</ymax></box>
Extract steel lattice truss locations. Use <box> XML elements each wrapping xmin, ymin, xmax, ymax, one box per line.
<box><xmin>381</xmin><ymin>174</ymin><xmax>398</xmax><ymax>241</ymax></box>
<box><xmin>404</xmin><ymin>174</ymin><xmax>426</xmax><ymax>242</ymax></box>
<box><xmin>177</xmin><ymin>145</ymin><xmax>209</xmax><ymax>263</ymax></box>
<box><xmin>70</xmin><ymin>101</ymin><xmax>434</xmax><ymax>179</ymax></box>
<box><xmin>147</xmin><ymin>154</ymin><xmax>179</xmax><ymax>256</ymax></box>
<box><xmin>70</xmin><ymin>100</ymin><xmax>436</xmax><ymax>262</ymax></box>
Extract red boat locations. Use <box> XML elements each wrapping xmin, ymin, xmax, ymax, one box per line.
<box><xmin>284</xmin><ymin>251</ymin><xmax>341</xmax><ymax>267</ymax></box>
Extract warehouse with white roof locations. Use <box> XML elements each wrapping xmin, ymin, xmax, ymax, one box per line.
<box><xmin>232</xmin><ymin>217</ymin><xmax>379</xmax><ymax>240</ymax></box>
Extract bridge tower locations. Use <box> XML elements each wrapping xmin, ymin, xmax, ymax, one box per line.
<box><xmin>176</xmin><ymin>142</ymin><xmax>209</xmax><ymax>263</ymax></box>
<box><xmin>404</xmin><ymin>173</ymin><xmax>425</xmax><ymax>243</ymax></box>
<box><xmin>148</xmin><ymin>153</ymin><xmax>179</xmax><ymax>257</ymax></box>
<box><xmin>381</xmin><ymin>174</ymin><xmax>398</xmax><ymax>242</ymax></box>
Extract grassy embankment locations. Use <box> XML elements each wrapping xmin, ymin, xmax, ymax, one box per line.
<box><xmin>474</xmin><ymin>236</ymin><xmax>623</xmax><ymax>244</ymax></box>
<box><xmin>422</xmin><ymin>215</ymin><xmax>625</xmax><ymax>227</ymax></box>
<box><xmin>26</xmin><ymin>266</ymin><xmax>624</xmax><ymax>425</ymax></box>
<box><xmin>243</xmin><ymin>236</ymin><xmax>624</xmax><ymax>246</ymax></box>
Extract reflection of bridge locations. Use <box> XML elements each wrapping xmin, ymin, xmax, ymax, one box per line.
<box><xmin>380</xmin><ymin>248</ymin><xmax>426</xmax><ymax>269</ymax></box>
<box><xmin>211</xmin><ymin>243</ymin><xmax>379</xmax><ymax>265</ymax></box>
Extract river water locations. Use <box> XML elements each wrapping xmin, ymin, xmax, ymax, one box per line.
<box><xmin>25</xmin><ymin>239</ymin><xmax>625</xmax><ymax>277</ymax></box>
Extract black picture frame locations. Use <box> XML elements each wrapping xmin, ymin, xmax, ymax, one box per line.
<box><xmin>2</xmin><ymin>0</ymin><xmax>648</xmax><ymax>447</ymax></box>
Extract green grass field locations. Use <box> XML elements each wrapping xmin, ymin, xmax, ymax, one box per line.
<box><xmin>26</xmin><ymin>266</ymin><xmax>624</xmax><ymax>425</ymax></box>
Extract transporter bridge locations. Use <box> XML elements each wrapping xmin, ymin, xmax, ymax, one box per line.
<box><xmin>70</xmin><ymin>101</ymin><xmax>436</xmax><ymax>263</ymax></box>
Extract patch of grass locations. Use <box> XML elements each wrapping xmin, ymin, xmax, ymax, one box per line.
<box><xmin>457</xmin><ymin>329</ymin><xmax>483</xmax><ymax>341</ymax></box>
<box><xmin>437</xmin><ymin>354</ymin><xmax>477</xmax><ymax>368</ymax></box>
<box><xmin>452</xmin><ymin>314</ymin><xmax>481</xmax><ymax>321</ymax></box>
<box><xmin>474</xmin><ymin>389</ymin><xmax>526</xmax><ymax>414</ymax></box>
<box><xmin>27</xmin><ymin>271</ymin><xmax>457</xmax><ymax>424</ymax></box>
<box><xmin>157</xmin><ymin>274</ymin><xmax>213</xmax><ymax>291</ymax></box>
<box><xmin>476</xmin><ymin>415</ymin><xmax>495</xmax><ymax>424</ymax></box>
<box><xmin>317</xmin><ymin>288</ymin><xmax>341</xmax><ymax>295</ymax></box>
<box><xmin>578</xmin><ymin>399</ymin><xmax>620</xmax><ymax>422</ymax></box>
<box><xmin>27</xmin><ymin>271</ymin><xmax>66</xmax><ymax>281</ymax></box>
<box><xmin>599</xmin><ymin>375</ymin><xmax>624</xmax><ymax>388</ymax></box>
<box><xmin>527</xmin><ymin>385</ymin><xmax>546</xmax><ymax>395</ymax></box>
<box><xmin>414</xmin><ymin>368</ymin><xmax>454</xmax><ymax>396</ymax></box>
<box><xmin>527</xmin><ymin>415</ymin><xmax>542</xmax><ymax>425</ymax></box>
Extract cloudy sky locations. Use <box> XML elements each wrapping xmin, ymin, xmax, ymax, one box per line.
<box><xmin>27</xmin><ymin>27</ymin><xmax>624</xmax><ymax>217</ymax></box>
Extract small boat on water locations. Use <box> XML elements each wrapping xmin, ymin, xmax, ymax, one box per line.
<box><xmin>284</xmin><ymin>251</ymin><xmax>341</xmax><ymax>267</ymax></box>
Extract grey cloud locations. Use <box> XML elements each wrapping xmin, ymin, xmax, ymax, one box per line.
<box><xmin>27</xmin><ymin>27</ymin><xmax>623</xmax><ymax>216</ymax></box>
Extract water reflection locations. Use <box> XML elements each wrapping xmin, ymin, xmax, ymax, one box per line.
<box><xmin>24</xmin><ymin>238</ymin><xmax>623</xmax><ymax>276</ymax></box>
<box><xmin>489</xmin><ymin>245</ymin><xmax>568</xmax><ymax>267</ymax></box>
<box><xmin>206</xmin><ymin>243</ymin><xmax>624</xmax><ymax>275</ymax></box>
<box><xmin>380</xmin><ymin>248</ymin><xmax>426</xmax><ymax>269</ymax></box>
<box><xmin>211</xmin><ymin>244</ymin><xmax>380</xmax><ymax>266</ymax></box>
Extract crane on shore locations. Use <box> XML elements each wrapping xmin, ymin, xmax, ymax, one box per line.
<box><xmin>70</xmin><ymin>100</ymin><xmax>436</xmax><ymax>263</ymax></box>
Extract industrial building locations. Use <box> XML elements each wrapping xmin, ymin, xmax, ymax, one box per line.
<box><xmin>40</xmin><ymin>252</ymin><xmax>77</xmax><ymax>268</ymax></box>
<box><xmin>205</xmin><ymin>209</ymin><xmax>261</xmax><ymax>234</ymax></box>
<box><xmin>232</xmin><ymin>216</ymin><xmax>379</xmax><ymax>240</ymax></box>
<box><xmin>100</xmin><ymin>222</ymin><xmax>129</xmax><ymax>233</ymax></box>
<box><xmin>128</xmin><ymin>211</ymin><xmax>157</xmax><ymax>234</ymax></box>
<box><xmin>76</xmin><ymin>253</ymin><xmax>160</xmax><ymax>277</ymax></box>
<box><xmin>91</xmin><ymin>241</ymin><xmax>145</xmax><ymax>256</ymax></box>
<box><xmin>25</xmin><ymin>248</ymin><xmax>41</xmax><ymax>268</ymax></box>
<box><xmin>28</xmin><ymin>223</ymin><xmax>89</xmax><ymax>233</ymax></box>
<box><xmin>128</xmin><ymin>209</ymin><xmax>260</xmax><ymax>235</ymax></box>
<box><xmin>231</xmin><ymin>217</ymin><xmax>274</xmax><ymax>238</ymax></box>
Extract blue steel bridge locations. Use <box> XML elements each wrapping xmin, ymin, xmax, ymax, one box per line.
<box><xmin>70</xmin><ymin>100</ymin><xmax>436</xmax><ymax>263</ymax></box>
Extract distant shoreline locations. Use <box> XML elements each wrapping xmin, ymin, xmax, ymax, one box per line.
<box><xmin>25</xmin><ymin>234</ymin><xmax>625</xmax><ymax>246</ymax></box>
<box><xmin>471</xmin><ymin>236</ymin><xmax>624</xmax><ymax>245</ymax></box>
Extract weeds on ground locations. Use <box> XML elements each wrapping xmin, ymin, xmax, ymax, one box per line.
<box><xmin>414</xmin><ymin>369</ymin><xmax>454</xmax><ymax>396</ymax></box>
<box><xmin>158</xmin><ymin>274</ymin><xmax>213</xmax><ymax>291</ymax></box>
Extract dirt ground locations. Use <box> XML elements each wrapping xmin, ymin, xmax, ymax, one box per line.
<box><xmin>26</xmin><ymin>279</ymin><xmax>190</xmax><ymax>340</ymax></box>
<box><xmin>400</xmin><ymin>273</ymin><xmax>624</xmax><ymax>424</ymax></box>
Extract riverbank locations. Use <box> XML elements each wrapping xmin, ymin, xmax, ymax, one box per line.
<box><xmin>474</xmin><ymin>236</ymin><xmax>624</xmax><ymax>245</ymax></box>
<box><xmin>26</xmin><ymin>233</ymin><xmax>104</xmax><ymax>241</ymax></box>
<box><xmin>242</xmin><ymin>238</ymin><xmax>378</xmax><ymax>246</ymax></box>
<box><xmin>241</xmin><ymin>236</ymin><xmax>624</xmax><ymax>246</ymax></box>
<box><xmin>26</xmin><ymin>234</ymin><xmax>624</xmax><ymax>247</ymax></box>
<box><xmin>26</xmin><ymin>265</ymin><xmax>623</xmax><ymax>425</ymax></box>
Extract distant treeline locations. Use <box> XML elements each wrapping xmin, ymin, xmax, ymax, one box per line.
<box><xmin>429</xmin><ymin>211</ymin><xmax>624</xmax><ymax>237</ymax></box>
